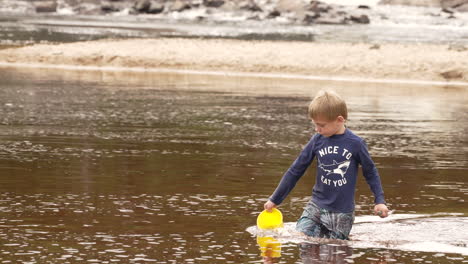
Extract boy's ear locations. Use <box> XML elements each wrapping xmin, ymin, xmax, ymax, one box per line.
<box><xmin>337</xmin><ymin>116</ymin><xmax>345</xmax><ymax>122</ymax></box>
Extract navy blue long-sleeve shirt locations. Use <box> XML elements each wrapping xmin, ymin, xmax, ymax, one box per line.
<box><xmin>269</xmin><ymin>128</ymin><xmax>385</xmax><ymax>213</ymax></box>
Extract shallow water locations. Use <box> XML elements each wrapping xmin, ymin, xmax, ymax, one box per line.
<box><xmin>0</xmin><ymin>66</ymin><xmax>467</xmax><ymax>263</ymax></box>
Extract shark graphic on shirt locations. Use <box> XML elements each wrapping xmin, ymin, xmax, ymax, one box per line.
<box><xmin>318</xmin><ymin>159</ymin><xmax>350</xmax><ymax>178</ymax></box>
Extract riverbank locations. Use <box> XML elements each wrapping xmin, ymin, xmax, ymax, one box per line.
<box><xmin>0</xmin><ymin>38</ymin><xmax>467</xmax><ymax>83</ymax></box>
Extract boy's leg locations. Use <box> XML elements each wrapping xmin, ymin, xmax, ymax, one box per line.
<box><xmin>296</xmin><ymin>201</ymin><xmax>323</xmax><ymax>237</ymax></box>
<box><xmin>320</xmin><ymin>210</ymin><xmax>354</xmax><ymax>240</ymax></box>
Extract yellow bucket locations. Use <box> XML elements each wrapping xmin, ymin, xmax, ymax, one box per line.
<box><xmin>256</xmin><ymin>208</ymin><xmax>283</xmax><ymax>229</ymax></box>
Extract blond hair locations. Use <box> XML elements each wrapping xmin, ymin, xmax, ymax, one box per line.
<box><xmin>308</xmin><ymin>90</ymin><xmax>348</xmax><ymax>121</ymax></box>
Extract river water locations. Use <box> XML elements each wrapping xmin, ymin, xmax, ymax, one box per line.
<box><xmin>0</xmin><ymin>66</ymin><xmax>466</xmax><ymax>263</ymax></box>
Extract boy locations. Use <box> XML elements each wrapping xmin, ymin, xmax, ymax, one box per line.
<box><xmin>264</xmin><ymin>90</ymin><xmax>389</xmax><ymax>240</ymax></box>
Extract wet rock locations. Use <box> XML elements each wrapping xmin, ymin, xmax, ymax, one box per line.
<box><xmin>350</xmin><ymin>14</ymin><xmax>370</xmax><ymax>24</ymax></box>
<box><xmin>134</xmin><ymin>0</ymin><xmax>151</xmax><ymax>12</ymax></box>
<box><xmin>35</xmin><ymin>1</ymin><xmax>58</xmax><ymax>13</ymax></box>
<box><xmin>440</xmin><ymin>69</ymin><xmax>464</xmax><ymax>80</ymax></box>
<box><xmin>303</xmin><ymin>11</ymin><xmax>321</xmax><ymax>24</ymax></box>
<box><xmin>101</xmin><ymin>2</ymin><xmax>121</xmax><ymax>12</ymax></box>
<box><xmin>203</xmin><ymin>0</ymin><xmax>225</xmax><ymax>8</ymax></box>
<box><xmin>133</xmin><ymin>0</ymin><xmax>166</xmax><ymax>13</ymax></box>
<box><xmin>267</xmin><ymin>9</ymin><xmax>281</xmax><ymax>18</ymax></box>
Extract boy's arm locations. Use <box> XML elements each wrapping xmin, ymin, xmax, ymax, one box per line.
<box><xmin>268</xmin><ymin>135</ymin><xmax>316</xmax><ymax>206</ymax></box>
<box><xmin>358</xmin><ymin>140</ymin><xmax>386</xmax><ymax>206</ymax></box>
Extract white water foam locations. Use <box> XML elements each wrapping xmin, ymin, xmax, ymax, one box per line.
<box><xmin>247</xmin><ymin>214</ymin><xmax>468</xmax><ymax>256</ymax></box>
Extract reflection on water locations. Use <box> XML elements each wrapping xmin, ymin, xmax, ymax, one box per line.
<box><xmin>0</xmin><ymin>66</ymin><xmax>467</xmax><ymax>263</ymax></box>
<box><xmin>299</xmin><ymin>243</ymin><xmax>353</xmax><ymax>264</ymax></box>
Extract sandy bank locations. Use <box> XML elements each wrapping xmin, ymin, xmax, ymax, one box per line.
<box><xmin>0</xmin><ymin>38</ymin><xmax>467</xmax><ymax>83</ymax></box>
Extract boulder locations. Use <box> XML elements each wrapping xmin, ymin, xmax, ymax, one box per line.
<box><xmin>134</xmin><ymin>0</ymin><xmax>151</xmax><ymax>12</ymax></box>
<box><xmin>35</xmin><ymin>1</ymin><xmax>58</xmax><ymax>13</ymax></box>
<box><xmin>170</xmin><ymin>0</ymin><xmax>191</xmax><ymax>12</ymax></box>
<box><xmin>267</xmin><ymin>9</ymin><xmax>281</xmax><ymax>18</ymax></box>
<box><xmin>148</xmin><ymin>1</ymin><xmax>165</xmax><ymax>13</ymax></box>
<box><xmin>101</xmin><ymin>2</ymin><xmax>121</xmax><ymax>12</ymax></box>
<box><xmin>350</xmin><ymin>14</ymin><xmax>370</xmax><ymax>24</ymax></box>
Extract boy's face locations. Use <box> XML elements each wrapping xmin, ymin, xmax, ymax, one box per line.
<box><xmin>311</xmin><ymin>115</ymin><xmax>346</xmax><ymax>137</ymax></box>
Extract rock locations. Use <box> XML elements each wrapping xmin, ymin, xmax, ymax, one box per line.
<box><xmin>101</xmin><ymin>2</ymin><xmax>120</xmax><ymax>12</ymax></box>
<box><xmin>133</xmin><ymin>0</ymin><xmax>166</xmax><ymax>14</ymax></box>
<box><xmin>148</xmin><ymin>1</ymin><xmax>165</xmax><ymax>13</ymax></box>
<box><xmin>440</xmin><ymin>70</ymin><xmax>464</xmax><ymax>80</ymax></box>
<box><xmin>134</xmin><ymin>0</ymin><xmax>151</xmax><ymax>12</ymax></box>
<box><xmin>303</xmin><ymin>11</ymin><xmax>321</xmax><ymax>23</ymax></box>
<box><xmin>276</xmin><ymin>0</ymin><xmax>307</xmax><ymax>13</ymax></box>
<box><xmin>350</xmin><ymin>14</ymin><xmax>370</xmax><ymax>24</ymax></box>
<box><xmin>267</xmin><ymin>9</ymin><xmax>281</xmax><ymax>18</ymax></box>
<box><xmin>35</xmin><ymin>1</ymin><xmax>58</xmax><ymax>13</ymax></box>
<box><xmin>358</xmin><ymin>5</ymin><xmax>371</xmax><ymax>9</ymax></box>
<box><xmin>203</xmin><ymin>0</ymin><xmax>225</xmax><ymax>8</ymax></box>
<box><xmin>313</xmin><ymin>11</ymin><xmax>348</xmax><ymax>25</ymax></box>
<box><xmin>306</xmin><ymin>1</ymin><xmax>332</xmax><ymax>13</ymax></box>
<box><xmin>240</xmin><ymin>0</ymin><xmax>262</xmax><ymax>12</ymax></box>
<box><xmin>170</xmin><ymin>0</ymin><xmax>191</xmax><ymax>12</ymax></box>
<box><xmin>369</xmin><ymin>44</ymin><xmax>381</xmax><ymax>49</ymax></box>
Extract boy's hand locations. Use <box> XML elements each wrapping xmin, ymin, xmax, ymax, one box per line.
<box><xmin>374</xmin><ymin>204</ymin><xmax>389</xmax><ymax>218</ymax></box>
<box><xmin>264</xmin><ymin>200</ymin><xmax>277</xmax><ymax>212</ymax></box>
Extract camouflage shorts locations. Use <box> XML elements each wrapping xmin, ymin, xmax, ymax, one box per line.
<box><xmin>296</xmin><ymin>201</ymin><xmax>354</xmax><ymax>240</ymax></box>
